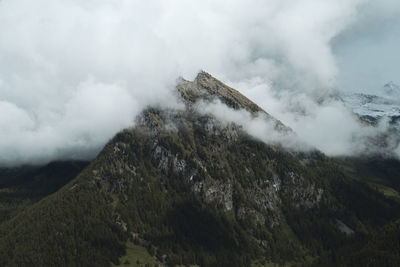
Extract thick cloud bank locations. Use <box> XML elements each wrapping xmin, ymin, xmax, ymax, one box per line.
<box><xmin>0</xmin><ymin>0</ymin><xmax>399</xmax><ymax>166</ymax></box>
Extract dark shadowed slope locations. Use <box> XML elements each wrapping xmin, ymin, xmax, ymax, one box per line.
<box><xmin>0</xmin><ymin>161</ymin><xmax>88</xmax><ymax>225</ymax></box>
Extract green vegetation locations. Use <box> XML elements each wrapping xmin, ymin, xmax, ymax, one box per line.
<box><xmin>335</xmin><ymin>157</ymin><xmax>400</xmax><ymax>199</ymax></box>
<box><xmin>112</xmin><ymin>242</ymin><xmax>160</xmax><ymax>267</ymax></box>
<box><xmin>0</xmin><ymin>178</ymin><xmax>126</xmax><ymax>267</ymax></box>
<box><xmin>251</xmin><ymin>259</ymin><xmax>288</xmax><ymax>267</ymax></box>
<box><xmin>369</xmin><ymin>182</ymin><xmax>400</xmax><ymax>199</ymax></box>
<box><xmin>0</xmin><ymin>161</ymin><xmax>88</xmax><ymax>224</ymax></box>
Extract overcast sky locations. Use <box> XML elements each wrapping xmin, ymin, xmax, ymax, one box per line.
<box><xmin>333</xmin><ymin>0</ymin><xmax>400</xmax><ymax>93</ymax></box>
<box><xmin>0</xmin><ymin>0</ymin><xmax>399</xmax><ymax>166</ymax></box>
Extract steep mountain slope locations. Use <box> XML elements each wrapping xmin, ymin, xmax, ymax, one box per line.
<box><xmin>0</xmin><ymin>72</ymin><xmax>400</xmax><ymax>266</ymax></box>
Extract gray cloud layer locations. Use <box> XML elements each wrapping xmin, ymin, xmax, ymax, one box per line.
<box><xmin>0</xmin><ymin>0</ymin><xmax>399</xmax><ymax>166</ymax></box>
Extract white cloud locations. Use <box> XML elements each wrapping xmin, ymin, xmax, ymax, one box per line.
<box><xmin>228</xmin><ymin>78</ymin><xmax>398</xmax><ymax>157</ymax></box>
<box><xmin>1</xmin><ymin>0</ymin><xmax>398</xmax><ymax>165</ymax></box>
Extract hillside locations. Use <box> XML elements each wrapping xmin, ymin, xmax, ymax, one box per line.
<box><xmin>0</xmin><ymin>161</ymin><xmax>88</xmax><ymax>225</ymax></box>
<box><xmin>0</xmin><ymin>72</ymin><xmax>400</xmax><ymax>266</ymax></box>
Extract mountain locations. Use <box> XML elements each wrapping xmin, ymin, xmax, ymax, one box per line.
<box><xmin>0</xmin><ymin>72</ymin><xmax>400</xmax><ymax>266</ymax></box>
<box><xmin>340</xmin><ymin>83</ymin><xmax>400</xmax><ymax>156</ymax></box>
<box><xmin>341</xmin><ymin>82</ymin><xmax>400</xmax><ymax>125</ymax></box>
<box><xmin>383</xmin><ymin>81</ymin><xmax>400</xmax><ymax>98</ymax></box>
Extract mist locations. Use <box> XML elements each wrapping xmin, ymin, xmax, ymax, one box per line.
<box><xmin>0</xmin><ymin>0</ymin><xmax>399</xmax><ymax>166</ymax></box>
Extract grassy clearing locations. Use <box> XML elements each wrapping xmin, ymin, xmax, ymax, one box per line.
<box><xmin>112</xmin><ymin>242</ymin><xmax>161</xmax><ymax>267</ymax></box>
<box><xmin>251</xmin><ymin>259</ymin><xmax>290</xmax><ymax>267</ymax></box>
<box><xmin>367</xmin><ymin>182</ymin><xmax>400</xmax><ymax>200</ymax></box>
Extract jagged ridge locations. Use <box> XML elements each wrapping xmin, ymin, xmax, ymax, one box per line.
<box><xmin>177</xmin><ymin>71</ymin><xmax>290</xmax><ymax>132</ymax></box>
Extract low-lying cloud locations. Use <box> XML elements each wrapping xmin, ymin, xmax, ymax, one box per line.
<box><xmin>0</xmin><ymin>0</ymin><xmax>399</xmax><ymax>166</ymax></box>
<box><xmin>197</xmin><ymin>96</ymin><xmax>399</xmax><ymax>158</ymax></box>
<box><xmin>196</xmin><ymin>99</ymin><xmax>307</xmax><ymax>151</ymax></box>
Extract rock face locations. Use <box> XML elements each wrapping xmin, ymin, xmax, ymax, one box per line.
<box><xmin>177</xmin><ymin>71</ymin><xmax>291</xmax><ymax>132</ymax></box>
<box><xmin>177</xmin><ymin>71</ymin><xmax>264</xmax><ymax>114</ymax></box>
<box><xmin>126</xmin><ymin>72</ymin><xmax>323</xmax><ymax>227</ymax></box>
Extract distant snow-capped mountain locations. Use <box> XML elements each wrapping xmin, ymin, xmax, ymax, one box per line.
<box><xmin>383</xmin><ymin>81</ymin><xmax>400</xmax><ymax>97</ymax></box>
<box><xmin>340</xmin><ymin>82</ymin><xmax>400</xmax><ymax>157</ymax></box>
<box><xmin>341</xmin><ymin>82</ymin><xmax>400</xmax><ymax>124</ymax></box>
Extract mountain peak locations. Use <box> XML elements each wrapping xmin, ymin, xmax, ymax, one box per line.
<box><xmin>177</xmin><ymin>71</ymin><xmax>290</xmax><ymax>132</ymax></box>
<box><xmin>177</xmin><ymin>71</ymin><xmax>262</xmax><ymax>113</ymax></box>
<box><xmin>383</xmin><ymin>81</ymin><xmax>400</xmax><ymax>97</ymax></box>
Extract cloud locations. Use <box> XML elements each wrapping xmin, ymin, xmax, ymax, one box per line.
<box><xmin>0</xmin><ymin>79</ymin><xmax>138</xmax><ymax>165</ymax></box>
<box><xmin>227</xmin><ymin>78</ymin><xmax>400</xmax><ymax>157</ymax></box>
<box><xmin>195</xmin><ymin>95</ymin><xmax>400</xmax><ymax>158</ymax></box>
<box><xmin>0</xmin><ymin>0</ymin><xmax>398</xmax><ymax>165</ymax></box>
<box><xmin>195</xmin><ymin>99</ymin><xmax>306</xmax><ymax>150</ymax></box>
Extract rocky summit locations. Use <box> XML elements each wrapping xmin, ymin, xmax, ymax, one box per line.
<box><xmin>1</xmin><ymin>72</ymin><xmax>400</xmax><ymax>267</ymax></box>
